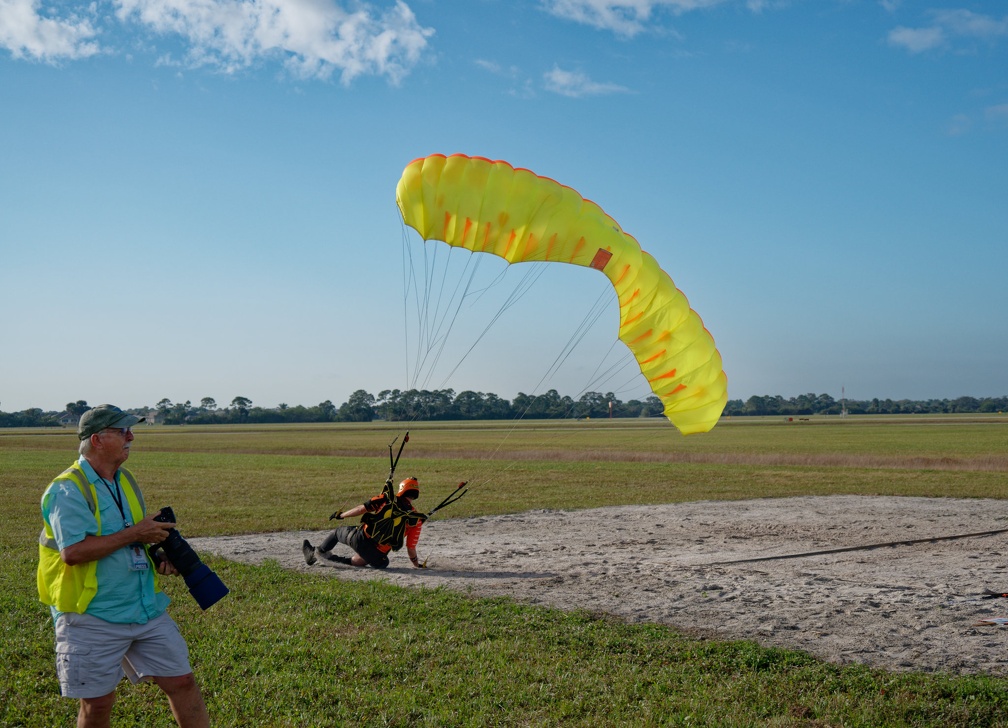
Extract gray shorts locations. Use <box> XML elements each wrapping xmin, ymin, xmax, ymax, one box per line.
<box><xmin>54</xmin><ymin>611</ymin><xmax>193</xmax><ymax>699</ymax></box>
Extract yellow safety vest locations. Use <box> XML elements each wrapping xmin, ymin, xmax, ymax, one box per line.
<box><xmin>37</xmin><ymin>462</ymin><xmax>156</xmax><ymax>613</ymax></box>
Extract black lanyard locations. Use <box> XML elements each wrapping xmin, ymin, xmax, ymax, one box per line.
<box><xmin>100</xmin><ymin>476</ymin><xmax>127</xmax><ymax>523</ymax></box>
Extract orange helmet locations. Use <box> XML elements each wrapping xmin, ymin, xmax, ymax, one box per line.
<box><xmin>396</xmin><ymin>477</ymin><xmax>419</xmax><ymax>498</ymax></box>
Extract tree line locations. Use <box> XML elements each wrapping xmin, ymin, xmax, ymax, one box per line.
<box><xmin>1</xmin><ymin>391</ymin><xmax>1005</xmax><ymax>428</ymax></box>
<box><xmin>723</xmin><ymin>393</ymin><xmax>1008</xmax><ymax>417</ymax></box>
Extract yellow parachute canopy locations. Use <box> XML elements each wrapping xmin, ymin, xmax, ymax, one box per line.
<box><xmin>395</xmin><ymin>153</ymin><xmax>727</xmax><ymax>434</ymax></box>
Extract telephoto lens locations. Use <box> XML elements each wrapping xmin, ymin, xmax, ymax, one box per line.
<box><xmin>150</xmin><ymin>507</ymin><xmax>229</xmax><ymax>610</ymax></box>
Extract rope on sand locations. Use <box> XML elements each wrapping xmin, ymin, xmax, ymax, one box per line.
<box><xmin>705</xmin><ymin>527</ymin><xmax>1008</xmax><ymax>566</ymax></box>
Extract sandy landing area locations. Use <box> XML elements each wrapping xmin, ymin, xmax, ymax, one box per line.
<box><xmin>190</xmin><ymin>495</ymin><xmax>1008</xmax><ymax>676</ymax></box>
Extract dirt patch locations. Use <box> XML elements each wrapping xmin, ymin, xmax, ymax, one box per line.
<box><xmin>189</xmin><ymin>495</ymin><xmax>1008</xmax><ymax>675</ymax></box>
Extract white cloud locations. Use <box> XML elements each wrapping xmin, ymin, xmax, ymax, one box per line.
<box><xmin>944</xmin><ymin>103</ymin><xmax>1008</xmax><ymax>136</ymax></box>
<box><xmin>542</xmin><ymin>0</ymin><xmax>725</xmax><ymax>38</ymax></box>
<box><xmin>475</xmin><ymin>58</ymin><xmax>521</xmax><ymax>79</ymax></box>
<box><xmin>744</xmin><ymin>0</ymin><xmax>791</xmax><ymax>12</ymax></box>
<box><xmin>945</xmin><ymin>113</ymin><xmax>971</xmax><ymax>136</ymax></box>
<box><xmin>0</xmin><ymin>0</ymin><xmax>100</xmax><ymax>61</ymax></box>
<box><xmin>931</xmin><ymin>8</ymin><xmax>1008</xmax><ymax>41</ymax></box>
<box><xmin>1</xmin><ymin>0</ymin><xmax>434</xmax><ymax>84</ymax></box>
<box><xmin>543</xmin><ymin>65</ymin><xmax>630</xmax><ymax>97</ymax></box>
<box><xmin>115</xmin><ymin>0</ymin><xmax>433</xmax><ymax>83</ymax></box>
<box><xmin>986</xmin><ymin>103</ymin><xmax>1008</xmax><ymax>125</ymax></box>
<box><xmin>888</xmin><ymin>9</ymin><xmax>1008</xmax><ymax>54</ymax></box>
<box><xmin>887</xmin><ymin>24</ymin><xmax>944</xmax><ymax>53</ymax></box>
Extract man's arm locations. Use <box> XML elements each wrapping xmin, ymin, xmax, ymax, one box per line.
<box><xmin>406</xmin><ymin>521</ymin><xmax>424</xmax><ymax>568</ymax></box>
<box><xmin>60</xmin><ymin>514</ymin><xmax>175</xmax><ymax>566</ymax></box>
<box><xmin>333</xmin><ymin>504</ymin><xmax>367</xmax><ymax>520</ymax></box>
<box><xmin>407</xmin><ymin>545</ymin><xmax>424</xmax><ymax>568</ymax></box>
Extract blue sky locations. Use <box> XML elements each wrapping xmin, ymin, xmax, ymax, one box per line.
<box><xmin>1</xmin><ymin>0</ymin><xmax>1006</xmax><ymax>414</ymax></box>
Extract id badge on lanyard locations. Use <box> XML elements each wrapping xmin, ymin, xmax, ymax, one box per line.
<box><xmin>124</xmin><ymin>517</ymin><xmax>149</xmax><ymax>572</ymax></box>
<box><xmin>102</xmin><ymin>478</ymin><xmax>148</xmax><ymax>572</ymax></box>
<box><xmin>129</xmin><ymin>543</ymin><xmax>150</xmax><ymax>571</ymax></box>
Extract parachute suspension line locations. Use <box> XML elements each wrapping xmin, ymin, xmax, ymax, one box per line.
<box><xmin>401</xmin><ymin>220</ymin><xmax>419</xmax><ymax>398</ymax></box>
<box><xmin>401</xmin><ymin>223</ymin><xmax>486</xmax><ymax>406</ymax></box>
<box><xmin>401</xmin><ymin>221</ymin><xmax>457</xmax><ymax>425</ymax></box>
<box><xmin>419</xmin><ymin>255</ymin><xmax>525</xmax><ymax>394</ymax></box>
<box><xmin>401</xmin><ymin>225</ymin><xmax>561</xmax><ymax>424</ymax></box>
<box><xmin>521</xmin><ymin>286</ymin><xmax>615</xmax><ymax>407</ymax></box>
<box><xmin>410</xmin><ymin>245</ymin><xmax>506</xmax><ymax>394</ymax></box>
<box><xmin>417</xmin><ymin>240</ymin><xmax>441</xmax><ymax>374</ymax></box>
<box><xmin>410</xmin><ymin>243</ymin><xmax>480</xmax><ymax>392</ymax></box>
<box><xmin>404</xmin><ymin>232</ymin><xmax>557</xmax><ymax>397</ymax></box>
<box><xmin>469</xmin><ymin>276</ymin><xmax>681</xmax><ymax>486</ymax></box>
<box><xmin>422</xmin><ymin>245</ymin><xmax>490</xmax><ymax>371</ymax></box>
<box><xmin>425</xmin><ymin>259</ymin><xmax>529</xmax><ymax>389</ymax></box>
<box><xmin>407</xmin><ymin>261</ymin><xmax>616</xmax><ymax>491</ymax></box>
<box><xmin>496</xmin><ymin>286</ymin><xmax>611</xmax><ymax>428</ymax></box>
<box><xmin>577</xmin><ymin>341</ymin><xmax>641</xmax><ymax>403</ymax></box>
<box><xmin>430</xmin><ymin>262</ymin><xmax>551</xmax><ymax>391</ymax></box>
<box><xmin>398</xmin><ymin>231</ymin><xmax>660</xmax><ymax>489</ymax></box>
<box><xmin>460</xmin><ymin>285</ymin><xmax>624</xmax><ymax>486</ymax></box>
<box><xmin>401</xmin><ymin>223</ymin><xmax>443</xmax><ymax>391</ymax></box>
<box><xmin>413</xmin><ymin>238</ymin><xmax>450</xmax><ymax>388</ymax></box>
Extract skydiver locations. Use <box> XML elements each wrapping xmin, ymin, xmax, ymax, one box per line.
<box><xmin>302</xmin><ymin>477</ymin><xmax>427</xmax><ymax>569</ymax></box>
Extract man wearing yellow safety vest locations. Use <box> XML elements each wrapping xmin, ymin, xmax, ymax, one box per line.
<box><xmin>37</xmin><ymin>404</ymin><xmax>210</xmax><ymax>728</ymax></box>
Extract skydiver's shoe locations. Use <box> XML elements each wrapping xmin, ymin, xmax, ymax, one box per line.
<box><xmin>302</xmin><ymin>539</ymin><xmax>317</xmax><ymax>566</ymax></box>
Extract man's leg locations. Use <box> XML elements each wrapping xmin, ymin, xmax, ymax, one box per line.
<box><xmin>77</xmin><ymin>692</ymin><xmax>115</xmax><ymax>728</ymax></box>
<box><xmin>55</xmin><ymin>613</ymin><xmax>130</xmax><ymax>727</ymax></box>
<box><xmin>318</xmin><ymin>527</ymin><xmax>348</xmax><ymax>553</ymax></box>
<box><xmin>154</xmin><ymin>673</ymin><xmax>209</xmax><ymax>728</ymax></box>
<box><xmin>122</xmin><ymin>612</ymin><xmax>206</xmax><ymax>727</ymax></box>
<box><xmin>343</xmin><ymin>527</ymin><xmax>390</xmax><ymax>568</ymax></box>
<box><xmin>317</xmin><ymin>550</ymin><xmax>354</xmax><ymax>566</ymax></box>
<box><xmin>304</xmin><ymin>526</ymin><xmax>353</xmax><ymax>565</ymax></box>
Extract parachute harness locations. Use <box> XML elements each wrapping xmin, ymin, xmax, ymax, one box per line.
<box><xmin>359</xmin><ymin>479</ymin><xmax>427</xmax><ymax>551</ymax></box>
<box><xmin>328</xmin><ymin>431</ymin><xmax>469</xmax><ymax>566</ymax></box>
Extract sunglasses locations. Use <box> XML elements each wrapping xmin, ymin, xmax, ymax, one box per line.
<box><xmin>102</xmin><ymin>427</ymin><xmax>132</xmax><ymax>437</ymax></box>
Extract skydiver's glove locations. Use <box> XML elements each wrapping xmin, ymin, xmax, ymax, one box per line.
<box><xmin>329</xmin><ymin>510</ymin><xmax>343</xmax><ymax>520</ymax></box>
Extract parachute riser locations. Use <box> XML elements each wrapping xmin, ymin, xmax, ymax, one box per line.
<box><xmin>329</xmin><ymin>431</ymin><xmax>411</xmax><ymax>521</ymax></box>
<box><xmin>388</xmin><ymin>430</ymin><xmax>410</xmax><ymax>483</ymax></box>
<box><xmin>428</xmin><ymin>482</ymin><xmax>469</xmax><ymax>518</ymax></box>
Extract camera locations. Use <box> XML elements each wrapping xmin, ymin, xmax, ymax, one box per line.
<box><xmin>149</xmin><ymin>506</ymin><xmax>229</xmax><ymax>610</ymax></box>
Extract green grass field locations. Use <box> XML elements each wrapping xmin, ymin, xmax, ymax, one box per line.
<box><xmin>3</xmin><ymin>416</ymin><xmax>1008</xmax><ymax>726</ymax></box>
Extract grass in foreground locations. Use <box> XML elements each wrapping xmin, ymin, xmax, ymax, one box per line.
<box><xmin>6</xmin><ymin>554</ymin><xmax>1008</xmax><ymax>727</ymax></box>
<box><xmin>3</xmin><ymin>417</ymin><xmax>1008</xmax><ymax>726</ymax></box>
